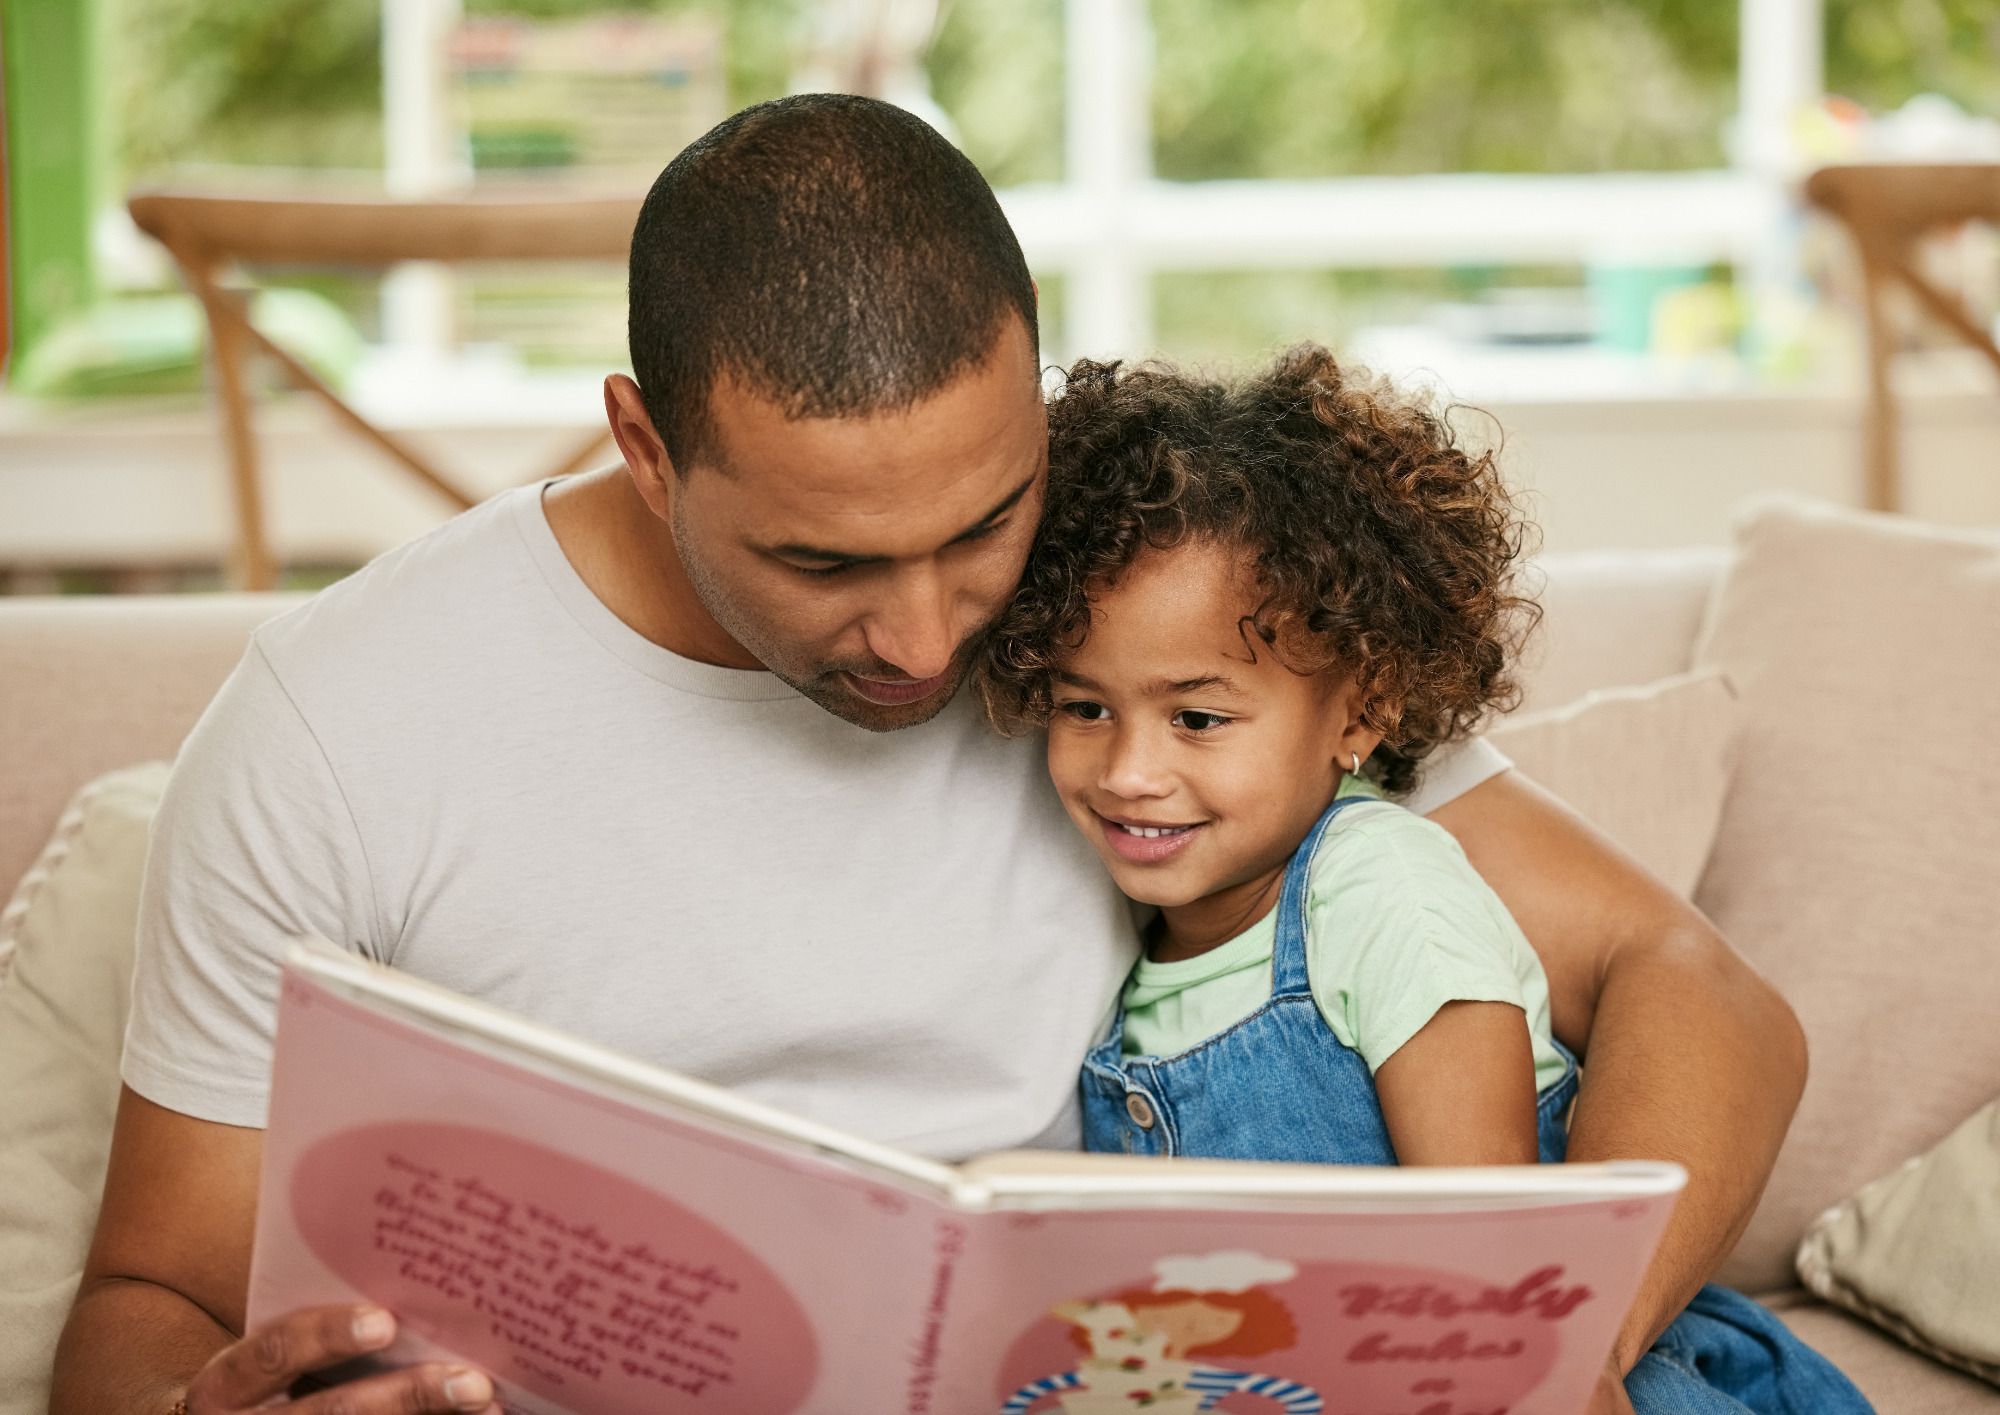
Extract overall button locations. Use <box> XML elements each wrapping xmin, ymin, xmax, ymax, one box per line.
<box><xmin>1125</xmin><ymin>1092</ymin><xmax>1156</xmax><ymax>1129</ymax></box>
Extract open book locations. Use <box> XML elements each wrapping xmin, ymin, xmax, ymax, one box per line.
<box><xmin>251</xmin><ymin>941</ymin><xmax>1685</xmax><ymax>1415</ymax></box>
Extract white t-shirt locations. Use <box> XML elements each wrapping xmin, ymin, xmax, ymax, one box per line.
<box><xmin>122</xmin><ymin>484</ymin><xmax>1511</xmax><ymax>1159</ymax></box>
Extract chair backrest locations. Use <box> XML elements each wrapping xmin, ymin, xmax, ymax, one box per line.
<box><xmin>127</xmin><ymin>189</ymin><xmax>644</xmax><ymax>270</ymax></box>
<box><xmin>122</xmin><ymin>187</ymin><xmax>639</xmax><ymax>590</ymax></box>
<box><xmin>1805</xmin><ymin>163</ymin><xmax>2000</xmax><ymax>263</ymax></box>
<box><xmin>1803</xmin><ymin>162</ymin><xmax>2000</xmax><ymax>514</ymax></box>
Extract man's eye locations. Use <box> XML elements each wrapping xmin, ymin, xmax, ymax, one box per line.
<box><xmin>1172</xmin><ymin>710</ymin><xmax>1228</xmax><ymax>732</ymax></box>
<box><xmin>788</xmin><ymin>561</ymin><xmax>851</xmax><ymax>579</ymax></box>
<box><xmin>1059</xmin><ymin>700</ymin><xmax>1110</xmax><ymax>722</ymax></box>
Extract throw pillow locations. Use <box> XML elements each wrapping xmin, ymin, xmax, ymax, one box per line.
<box><xmin>0</xmin><ymin>763</ymin><xmax>169</xmax><ymax>1415</ymax></box>
<box><xmin>1488</xmin><ymin>666</ymin><xmax>1738</xmax><ymax>899</ymax></box>
<box><xmin>1693</xmin><ymin>499</ymin><xmax>2000</xmax><ymax>1294</ymax></box>
<box><xmin>1796</xmin><ymin>1097</ymin><xmax>2000</xmax><ymax>1389</ymax></box>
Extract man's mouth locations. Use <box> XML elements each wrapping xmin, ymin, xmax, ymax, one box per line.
<box><xmin>842</xmin><ymin>669</ymin><xmax>953</xmax><ymax>707</ymax></box>
<box><xmin>1098</xmin><ymin>813</ymin><xmax>1204</xmax><ymax>864</ymax></box>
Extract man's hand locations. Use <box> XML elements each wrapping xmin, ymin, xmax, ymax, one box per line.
<box><xmin>179</xmin><ymin>1305</ymin><xmax>495</xmax><ymax>1415</ymax></box>
<box><xmin>52</xmin><ymin>1089</ymin><xmax>497</xmax><ymax>1415</ymax></box>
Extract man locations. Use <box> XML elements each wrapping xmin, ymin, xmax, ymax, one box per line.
<box><xmin>53</xmin><ymin>96</ymin><xmax>1803</xmax><ymax>1415</ymax></box>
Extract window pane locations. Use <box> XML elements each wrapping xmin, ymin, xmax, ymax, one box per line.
<box><xmin>1150</xmin><ymin>0</ymin><xmax>1737</xmax><ymax>177</ymax></box>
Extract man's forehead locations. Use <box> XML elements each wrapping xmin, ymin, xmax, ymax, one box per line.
<box><xmin>693</xmin><ymin>337</ymin><xmax>1046</xmax><ymax>547</ymax></box>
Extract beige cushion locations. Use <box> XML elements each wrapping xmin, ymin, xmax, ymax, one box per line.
<box><xmin>1489</xmin><ymin>667</ymin><xmax>1737</xmax><ymax>898</ymax></box>
<box><xmin>1797</xmin><ymin>1097</ymin><xmax>2000</xmax><ymax>1387</ymax></box>
<box><xmin>1761</xmin><ymin>1289</ymin><xmax>2000</xmax><ymax>1414</ymax></box>
<box><xmin>1695</xmin><ymin>500</ymin><xmax>2000</xmax><ymax>1293</ymax></box>
<box><xmin>0</xmin><ymin>593</ymin><xmax>301</xmax><ymax>901</ymax></box>
<box><xmin>0</xmin><ymin>764</ymin><xmax>168</xmax><ymax>1415</ymax></box>
<box><xmin>1515</xmin><ymin>547</ymin><xmax>1729</xmax><ymax>714</ymax></box>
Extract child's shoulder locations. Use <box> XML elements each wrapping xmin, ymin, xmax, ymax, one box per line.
<box><xmin>1307</xmin><ymin>792</ymin><xmax>1480</xmax><ymax>891</ymax></box>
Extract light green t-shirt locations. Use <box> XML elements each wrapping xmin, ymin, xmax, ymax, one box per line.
<box><xmin>1121</xmin><ymin>777</ymin><xmax>1570</xmax><ymax>1095</ymax></box>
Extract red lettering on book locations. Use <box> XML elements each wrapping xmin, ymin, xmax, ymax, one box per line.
<box><xmin>1347</xmin><ymin>1329</ymin><xmax>1529</xmax><ymax>1362</ymax></box>
<box><xmin>1339</xmin><ymin>1266</ymin><xmax>1592</xmax><ymax>1321</ymax></box>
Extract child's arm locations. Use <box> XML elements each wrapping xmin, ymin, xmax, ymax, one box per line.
<box><xmin>1373</xmin><ymin>1000</ymin><xmax>1540</xmax><ymax>1165</ymax></box>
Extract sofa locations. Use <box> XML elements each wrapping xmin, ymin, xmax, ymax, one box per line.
<box><xmin>2</xmin><ymin>497</ymin><xmax>1997</xmax><ymax>1414</ymax></box>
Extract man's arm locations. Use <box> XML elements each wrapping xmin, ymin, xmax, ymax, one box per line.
<box><xmin>1428</xmin><ymin>768</ymin><xmax>1807</xmax><ymax>1371</ymax></box>
<box><xmin>51</xmin><ymin>1087</ymin><xmax>496</xmax><ymax>1415</ymax></box>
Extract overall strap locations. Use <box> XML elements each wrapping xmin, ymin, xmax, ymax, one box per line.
<box><xmin>1271</xmin><ymin>792</ymin><xmax>1377</xmax><ymax>996</ymax></box>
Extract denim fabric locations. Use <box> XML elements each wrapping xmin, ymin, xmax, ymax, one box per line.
<box><xmin>1624</xmin><ymin>1285</ymin><xmax>1878</xmax><ymax>1415</ymax></box>
<box><xmin>1077</xmin><ymin>795</ymin><xmax>1874</xmax><ymax>1415</ymax></box>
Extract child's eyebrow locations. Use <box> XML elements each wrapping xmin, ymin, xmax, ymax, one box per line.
<box><xmin>1151</xmin><ymin>674</ymin><xmax>1242</xmax><ymax>697</ymax></box>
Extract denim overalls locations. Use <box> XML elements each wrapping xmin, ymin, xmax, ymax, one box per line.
<box><xmin>1079</xmin><ymin>796</ymin><xmax>1875</xmax><ymax>1415</ymax></box>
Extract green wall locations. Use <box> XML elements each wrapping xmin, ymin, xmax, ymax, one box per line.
<box><xmin>4</xmin><ymin>0</ymin><xmax>99</xmax><ymax>363</ymax></box>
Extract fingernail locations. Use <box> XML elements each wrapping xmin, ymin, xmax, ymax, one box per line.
<box><xmin>352</xmin><ymin>1308</ymin><xmax>396</xmax><ymax>1346</ymax></box>
<box><xmin>445</xmin><ymin>1371</ymin><xmax>493</xmax><ymax>1408</ymax></box>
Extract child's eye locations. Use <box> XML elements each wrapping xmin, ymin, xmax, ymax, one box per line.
<box><xmin>1172</xmin><ymin>710</ymin><xmax>1229</xmax><ymax>732</ymax></box>
<box><xmin>1059</xmin><ymin>700</ymin><xmax>1110</xmax><ymax>722</ymax></box>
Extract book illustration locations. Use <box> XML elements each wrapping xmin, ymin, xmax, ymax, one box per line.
<box><xmin>289</xmin><ymin>1121</ymin><xmax>818</xmax><ymax>1415</ymax></box>
<box><xmin>998</xmin><ymin>1251</ymin><xmax>1319</xmax><ymax>1413</ymax></box>
<box><xmin>996</xmin><ymin>1251</ymin><xmax>1584</xmax><ymax>1414</ymax></box>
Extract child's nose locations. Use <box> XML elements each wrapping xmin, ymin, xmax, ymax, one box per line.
<box><xmin>1100</xmin><ymin>726</ymin><xmax>1174</xmax><ymax>799</ymax></box>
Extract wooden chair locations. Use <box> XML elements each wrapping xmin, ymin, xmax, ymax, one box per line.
<box><xmin>1804</xmin><ymin>163</ymin><xmax>2000</xmax><ymax>514</ymax></box>
<box><xmin>128</xmin><ymin>189</ymin><xmax>644</xmax><ymax>588</ymax></box>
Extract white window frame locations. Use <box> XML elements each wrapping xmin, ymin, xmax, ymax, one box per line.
<box><xmin>1003</xmin><ymin>0</ymin><xmax>1824</xmax><ymax>359</ymax></box>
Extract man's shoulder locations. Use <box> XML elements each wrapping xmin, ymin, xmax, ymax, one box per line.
<box><xmin>253</xmin><ymin>485</ymin><xmax>549</xmax><ymax>688</ymax></box>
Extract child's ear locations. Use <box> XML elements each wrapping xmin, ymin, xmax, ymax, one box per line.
<box><xmin>1328</xmin><ymin>686</ymin><xmax>1390</xmax><ymax>777</ymax></box>
<box><xmin>1337</xmin><ymin>724</ymin><xmax>1386</xmax><ymax>778</ymax></box>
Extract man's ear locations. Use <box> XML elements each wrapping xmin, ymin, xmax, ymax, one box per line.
<box><xmin>603</xmin><ymin>373</ymin><xmax>676</xmax><ymax>521</ymax></box>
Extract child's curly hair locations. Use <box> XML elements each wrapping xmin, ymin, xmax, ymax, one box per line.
<box><xmin>977</xmin><ymin>344</ymin><xmax>1537</xmax><ymax>794</ymax></box>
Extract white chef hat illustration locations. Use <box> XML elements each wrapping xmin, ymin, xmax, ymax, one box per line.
<box><xmin>1152</xmin><ymin>1250</ymin><xmax>1298</xmax><ymax>1294</ymax></box>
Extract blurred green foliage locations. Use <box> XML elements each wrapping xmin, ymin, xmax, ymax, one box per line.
<box><xmin>1826</xmin><ymin>0</ymin><xmax>2000</xmax><ymax>116</ymax></box>
<box><xmin>109</xmin><ymin>0</ymin><xmax>2000</xmax><ymax>182</ymax></box>
<box><xmin>927</xmin><ymin>0</ymin><xmax>1065</xmax><ymax>185</ymax></box>
<box><xmin>117</xmin><ymin>0</ymin><xmax>384</xmax><ymax>172</ymax></box>
<box><xmin>1152</xmin><ymin>0</ymin><xmax>1738</xmax><ymax>176</ymax></box>
<box><xmin>113</xmin><ymin>0</ymin><xmax>803</xmax><ymax>179</ymax></box>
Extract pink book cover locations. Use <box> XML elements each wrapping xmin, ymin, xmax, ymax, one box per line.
<box><xmin>250</xmin><ymin>943</ymin><xmax>1684</xmax><ymax>1415</ymax></box>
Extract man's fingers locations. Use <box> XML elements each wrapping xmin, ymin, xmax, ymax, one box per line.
<box><xmin>194</xmin><ymin>1305</ymin><xmax>398</xmax><ymax>1410</ymax></box>
<box><xmin>285</xmin><ymin>1363</ymin><xmax>496</xmax><ymax>1415</ymax></box>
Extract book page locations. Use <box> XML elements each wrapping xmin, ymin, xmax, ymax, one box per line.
<box><xmin>935</xmin><ymin>1191</ymin><xmax>1676</xmax><ymax>1413</ymax></box>
<box><xmin>250</xmin><ymin>963</ymin><xmax>960</xmax><ymax>1413</ymax></box>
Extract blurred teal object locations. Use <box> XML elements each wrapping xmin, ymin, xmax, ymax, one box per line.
<box><xmin>1587</xmin><ymin>263</ymin><xmax>1708</xmax><ymax>353</ymax></box>
<box><xmin>15</xmin><ymin>288</ymin><xmax>365</xmax><ymax>399</ymax></box>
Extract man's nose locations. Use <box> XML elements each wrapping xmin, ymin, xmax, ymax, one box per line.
<box><xmin>861</xmin><ymin>563</ymin><xmax>958</xmax><ymax>681</ymax></box>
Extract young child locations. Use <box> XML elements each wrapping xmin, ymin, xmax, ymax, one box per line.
<box><xmin>978</xmin><ymin>347</ymin><xmax>1872</xmax><ymax>1415</ymax></box>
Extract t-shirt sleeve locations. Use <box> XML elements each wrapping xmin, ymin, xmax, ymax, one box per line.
<box><xmin>1400</xmin><ymin>734</ymin><xmax>1512</xmax><ymax>817</ymax></box>
<box><xmin>1304</xmin><ymin>809</ymin><xmax>1532</xmax><ymax>1073</ymax></box>
<box><xmin>122</xmin><ymin>642</ymin><xmax>379</xmax><ymax>1127</ymax></box>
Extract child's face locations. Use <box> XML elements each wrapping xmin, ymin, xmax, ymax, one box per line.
<box><xmin>1045</xmin><ymin>539</ymin><xmax>1381</xmax><ymax>915</ymax></box>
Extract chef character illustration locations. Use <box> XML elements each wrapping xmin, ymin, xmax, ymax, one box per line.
<box><xmin>1000</xmin><ymin>1251</ymin><xmax>1323</xmax><ymax>1413</ymax></box>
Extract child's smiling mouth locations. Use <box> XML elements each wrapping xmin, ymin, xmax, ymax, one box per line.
<box><xmin>1096</xmin><ymin>811</ymin><xmax>1205</xmax><ymax>865</ymax></box>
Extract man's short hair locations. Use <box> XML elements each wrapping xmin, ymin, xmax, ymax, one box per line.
<box><xmin>628</xmin><ymin>93</ymin><xmax>1039</xmax><ymax>472</ymax></box>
